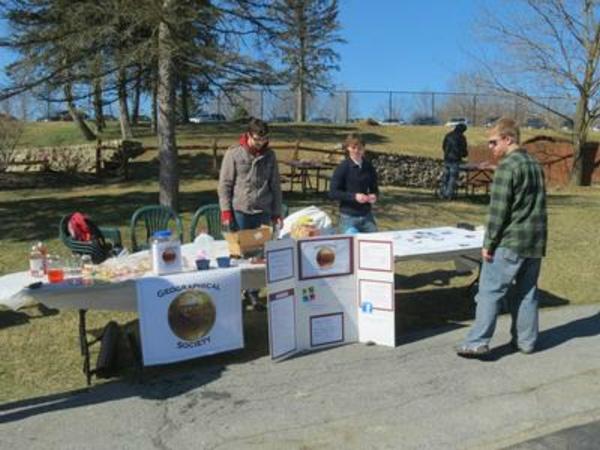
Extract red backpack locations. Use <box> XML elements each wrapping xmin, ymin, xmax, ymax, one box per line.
<box><xmin>67</xmin><ymin>212</ymin><xmax>106</xmax><ymax>246</ymax></box>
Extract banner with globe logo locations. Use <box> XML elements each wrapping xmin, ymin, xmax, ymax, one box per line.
<box><xmin>136</xmin><ymin>268</ymin><xmax>243</xmax><ymax>366</ymax></box>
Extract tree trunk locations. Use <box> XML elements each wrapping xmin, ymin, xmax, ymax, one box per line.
<box><xmin>570</xmin><ymin>95</ymin><xmax>587</xmax><ymax>186</ymax></box>
<box><xmin>64</xmin><ymin>83</ymin><xmax>96</xmax><ymax>141</ymax></box>
<box><xmin>180</xmin><ymin>74</ymin><xmax>190</xmax><ymax>124</ymax></box>
<box><xmin>93</xmin><ymin>76</ymin><xmax>105</xmax><ymax>132</ymax></box>
<box><xmin>157</xmin><ymin>0</ymin><xmax>179</xmax><ymax>211</ymax></box>
<box><xmin>118</xmin><ymin>66</ymin><xmax>133</xmax><ymax>139</ymax></box>
<box><xmin>296</xmin><ymin>84</ymin><xmax>306</xmax><ymax>122</ymax></box>
<box><xmin>131</xmin><ymin>64</ymin><xmax>142</xmax><ymax>126</ymax></box>
<box><xmin>151</xmin><ymin>66</ymin><xmax>158</xmax><ymax>134</ymax></box>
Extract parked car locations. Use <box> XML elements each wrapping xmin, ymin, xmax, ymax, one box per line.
<box><xmin>272</xmin><ymin>115</ymin><xmax>293</xmax><ymax>123</ymax></box>
<box><xmin>190</xmin><ymin>113</ymin><xmax>227</xmax><ymax>123</ymax></box>
<box><xmin>592</xmin><ymin>123</ymin><xmax>600</xmax><ymax>132</ymax></box>
<box><xmin>525</xmin><ymin>117</ymin><xmax>548</xmax><ymax>129</ymax></box>
<box><xmin>484</xmin><ymin>116</ymin><xmax>500</xmax><ymax>128</ymax></box>
<box><xmin>308</xmin><ymin>117</ymin><xmax>333</xmax><ymax>124</ymax></box>
<box><xmin>411</xmin><ymin>115</ymin><xmax>440</xmax><ymax>125</ymax></box>
<box><xmin>444</xmin><ymin>117</ymin><xmax>468</xmax><ymax>127</ymax></box>
<box><xmin>560</xmin><ymin>118</ymin><xmax>574</xmax><ymax>130</ymax></box>
<box><xmin>379</xmin><ymin>118</ymin><xmax>406</xmax><ymax>126</ymax></box>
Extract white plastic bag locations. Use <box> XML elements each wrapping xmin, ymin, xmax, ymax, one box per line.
<box><xmin>279</xmin><ymin>206</ymin><xmax>333</xmax><ymax>239</ymax></box>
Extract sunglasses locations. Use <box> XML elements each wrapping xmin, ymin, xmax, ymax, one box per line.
<box><xmin>251</xmin><ymin>134</ymin><xmax>269</xmax><ymax>142</ymax></box>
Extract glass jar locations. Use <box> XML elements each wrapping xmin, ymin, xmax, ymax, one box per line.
<box><xmin>151</xmin><ymin>230</ymin><xmax>182</xmax><ymax>275</ymax></box>
<box><xmin>46</xmin><ymin>254</ymin><xmax>64</xmax><ymax>284</ymax></box>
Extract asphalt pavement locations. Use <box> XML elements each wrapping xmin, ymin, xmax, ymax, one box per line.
<box><xmin>1</xmin><ymin>304</ymin><xmax>599</xmax><ymax>450</ymax></box>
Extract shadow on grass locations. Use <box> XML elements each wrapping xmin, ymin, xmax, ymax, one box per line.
<box><xmin>0</xmin><ymin>304</ymin><xmax>59</xmax><ymax>330</ymax></box>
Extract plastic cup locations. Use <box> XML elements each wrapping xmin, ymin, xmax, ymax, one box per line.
<box><xmin>46</xmin><ymin>255</ymin><xmax>64</xmax><ymax>283</ymax></box>
<box><xmin>216</xmin><ymin>256</ymin><xmax>231</xmax><ymax>268</ymax></box>
<box><xmin>195</xmin><ymin>258</ymin><xmax>210</xmax><ymax>270</ymax></box>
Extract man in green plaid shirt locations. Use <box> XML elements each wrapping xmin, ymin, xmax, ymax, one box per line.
<box><xmin>457</xmin><ymin>117</ymin><xmax>547</xmax><ymax>358</ymax></box>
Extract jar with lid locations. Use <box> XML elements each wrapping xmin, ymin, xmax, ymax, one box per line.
<box><xmin>29</xmin><ymin>245</ymin><xmax>44</xmax><ymax>278</ymax></box>
<box><xmin>151</xmin><ymin>229</ymin><xmax>182</xmax><ymax>275</ymax></box>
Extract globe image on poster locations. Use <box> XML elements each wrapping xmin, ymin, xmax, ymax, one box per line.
<box><xmin>168</xmin><ymin>290</ymin><xmax>216</xmax><ymax>341</ymax></box>
<box><xmin>316</xmin><ymin>245</ymin><xmax>336</xmax><ymax>269</ymax></box>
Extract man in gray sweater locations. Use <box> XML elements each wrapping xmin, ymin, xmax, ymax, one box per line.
<box><xmin>218</xmin><ymin>118</ymin><xmax>283</xmax><ymax>310</ymax></box>
<box><xmin>218</xmin><ymin>118</ymin><xmax>283</xmax><ymax>231</ymax></box>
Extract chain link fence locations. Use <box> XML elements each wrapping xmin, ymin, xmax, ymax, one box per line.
<box><xmin>203</xmin><ymin>89</ymin><xmax>573</xmax><ymax>128</ymax></box>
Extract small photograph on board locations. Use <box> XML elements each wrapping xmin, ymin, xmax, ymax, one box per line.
<box><xmin>298</xmin><ymin>236</ymin><xmax>353</xmax><ymax>280</ymax></box>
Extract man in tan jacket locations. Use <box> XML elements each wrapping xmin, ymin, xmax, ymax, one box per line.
<box><xmin>218</xmin><ymin>118</ymin><xmax>283</xmax><ymax>310</ymax></box>
<box><xmin>218</xmin><ymin>117</ymin><xmax>283</xmax><ymax>231</ymax></box>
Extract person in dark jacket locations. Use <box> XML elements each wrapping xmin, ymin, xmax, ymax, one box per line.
<box><xmin>440</xmin><ymin>123</ymin><xmax>468</xmax><ymax>199</ymax></box>
<box><xmin>329</xmin><ymin>133</ymin><xmax>379</xmax><ymax>233</ymax></box>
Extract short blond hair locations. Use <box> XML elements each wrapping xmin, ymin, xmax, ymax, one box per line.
<box><xmin>492</xmin><ymin>117</ymin><xmax>520</xmax><ymax>144</ymax></box>
<box><xmin>343</xmin><ymin>133</ymin><xmax>365</xmax><ymax>152</ymax></box>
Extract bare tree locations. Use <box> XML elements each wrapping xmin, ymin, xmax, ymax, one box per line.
<box><xmin>0</xmin><ymin>116</ymin><xmax>23</xmax><ymax>172</ymax></box>
<box><xmin>472</xmin><ymin>0</ymin><xmax>600</xmax><ymax>185</ymax></box>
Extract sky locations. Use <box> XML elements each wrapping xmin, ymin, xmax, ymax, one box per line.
<box><xmin>333</xmin><ymin>0</ymin><xmax>478</xmax><ymax>92</ymax></box>
<box><xmin>0</xmin><ymin>1</ymin><xmax>484</xmax><ymax>118</ymax></box>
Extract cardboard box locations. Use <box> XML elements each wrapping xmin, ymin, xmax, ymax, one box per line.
<box><xmin>224</xmin><ymin>225</ymin><xmax>273</xmax><ymax>257</ymax></box>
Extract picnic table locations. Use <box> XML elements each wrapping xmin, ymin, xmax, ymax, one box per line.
<box><xmin>282</xmin><ymin>159</ymin><xmax>335</xmax><ymax>193</ymax></box>
<box><xmin>460</xmin><ymin>162</ymin><xmax>497</xmax><ymax>195</ymax></box>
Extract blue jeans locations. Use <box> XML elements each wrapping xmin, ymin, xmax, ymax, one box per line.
<box><xmin>232</xmin><ymin>211</ymin><xmax>270</xmax><ymax>231</ymax></box>
<box><xmin>441</xmin><ymin>162</ymin><xmax>460</xmax><ymax>199</ymax></box>
<box><xmin>463</xmin><ymin>247</ymin><xmax>542</xmax><ymax>352</ymax></box>
<box><xmin>339</xmin><ymin>212</ymin><xmax>378</xmax><ymax>233</ymax></box>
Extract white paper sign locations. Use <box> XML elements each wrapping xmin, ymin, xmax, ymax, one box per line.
<box><xmin>268</xmin><ymin>289</ymin><xmax>297</xmax><ymax>359</ymax></box>
<box><xmin>359</xmin><ymin>279</ymin><xmax>394</xmax><ymax>311</ymax></box>
<box><xmin>136</xmin><ymin>268</ymin><xmax>243</xmax><ymax>366</ymax></box>
<box><xmin>358</xmin><ymin>240</ymin><xmax>393</xmax><ymax>272</ymax></box>
<box><xmin>310</xmin><ymin>312</ymin><xmax>344</xmax><ymax>347</ymax></box>
<box><xmin>266</xmin><ymin>247</ymin><xmax>295</xmax><ymax>283</ymax></box>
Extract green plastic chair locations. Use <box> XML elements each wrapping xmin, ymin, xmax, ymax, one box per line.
<box><xmin>189</xmin><ymin>203</ymin><xmax>290</xmax><ymax>242</ymax></box>
<box><xmin>130</xmin><ymin>205</ymin><xmax>183</xmax><ymax>252</ymax></box>
<box><xmin>190</xmin><ymin>204</ymin><xmax>224</xmax><ymax>241</ymax></box>
<box><xmin>59</xmin><ymin>214</ymin><xmax>123</xmax><ymax>264</ymax></box>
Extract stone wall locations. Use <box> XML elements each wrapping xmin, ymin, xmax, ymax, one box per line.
<box><xmin>368</xmin><ymin>151</ymin><xmax>444</xmax><ymax>188</ymax></box>
<box><xmin>6</xmin><ymin>139</ymin><xmax>144</xmax><ymax>174</ymax></box>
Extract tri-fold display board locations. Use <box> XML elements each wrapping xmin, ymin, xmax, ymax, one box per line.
<box><xmin>266</xmin><ymin>234</ymin><xmax>396</xmax><ymax>360</ymax></box>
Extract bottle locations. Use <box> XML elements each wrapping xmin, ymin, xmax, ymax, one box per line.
<box><xmin>81</xmin><ymin>255</ymin><xmax>93</xmax><ymax>279</ymax></box>
<box><xmin>36</xmin><ymin>241</ymin><xmax>48</xmax><ymax>274</ymax></box>
<box><xmin>29</xmin><ymin>245</ymin><xmax>44</xmax><ymax>278</ymax></box>
<box><xmin>194</xmin><ymin>231</ymin><xmax>215</xmax><ymax>261</ymax></box>
<box><xmin>151</xmin><ymin>230</ymin><xmax>182</xmax><ymax>275</ymax></box>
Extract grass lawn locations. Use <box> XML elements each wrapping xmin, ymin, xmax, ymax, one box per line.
<box><xmin>1</xmin><ymin>121</ymin><xmax>599</xmax><ymax>403</ymax></box>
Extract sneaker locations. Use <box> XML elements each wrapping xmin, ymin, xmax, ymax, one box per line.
<box><xmin>510</xmin><ymin>341</ymin><xmax>534</xmax><ymax>354</ymax></box>
<box><xmin>456</xmin><ymin>344</ymin><xmax>490</xmax><ymax>358</ymax></box>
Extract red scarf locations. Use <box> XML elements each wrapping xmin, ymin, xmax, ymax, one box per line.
<box><xmin>239</xmin><ymin>133</ymin><xmax>267</xmax><ymax>156</ymax></box>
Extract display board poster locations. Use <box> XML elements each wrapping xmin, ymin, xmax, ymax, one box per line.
<box><xmin>266</xmin><ymin>234</ymin><xmax>396</xmax><ymax>361</ymax></box>
<box><xmin>136</xmin><ymin>268</ymin><xmax>243</xmax><ymax>366</ymax></box>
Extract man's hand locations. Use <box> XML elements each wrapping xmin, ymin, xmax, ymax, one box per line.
<box><xmin>482</xmin><ymin>248</ymin><xmax>494</xmax><ymax>262</ymax></box>
<box><xmin>367</xmin><ymin>194</ymin><xmax>377</xmax><ymax>204</ymax></box>
<box><xmin>355</xmin><ymin>193</ymin><xmax>369</xmax><ymax>204</ymax></box>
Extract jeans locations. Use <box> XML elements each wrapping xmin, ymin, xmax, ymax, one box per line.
<box><xmin>463</xmin><ymin>247</ymin><xmax>542</xmax><ymax>352</ymax></box>
<box><xmin>441</xmin><ymin>162</ymin><xmax>460</xmax><ymax>199</ymax></box>
<box><xmin>232</xmin><ymin>211</ymin><xmax>271</xmax><ymax>231</ymax></box>
<box><xmin>339</xmin><ymin>212</ymin><xmax>378</xmax><ymax>233</ymax></box>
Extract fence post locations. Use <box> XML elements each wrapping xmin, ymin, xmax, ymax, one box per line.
<box><xmin>293</xmin><ymin>140</ymin><xmax>300</xmax><ymax>160</ymax></box>
<box><xmin>344</xmin><ymin>91</ymin><xmax>349</xmax><ymax>123</ymax></box>
<box><xmin>212</xmin><ymin>139</ymin><xmax>219</xmax><ymax>178</ymax></box>
<box><xmin>388</xmin><ymin>91</ymin><xmax>393</xmax><ymax>120</ymax></box>
<box><xmin>95</xmin><ymin>138</ymin><xmax>102</xmax><ymax>176</ymax></box>
<box><xmin>472</xmin><ymin>95</ymin><xmax>478</xmax><ymax>126</ymax></box>
<box><xmin>431</xmin><ymin>92</ymin><xmax>436</xmax><ymax>119</ymax></box>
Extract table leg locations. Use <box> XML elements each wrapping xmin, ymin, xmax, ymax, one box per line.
<box><xmin>78</xmin><ymin>309</ymin><xmax>92</xmax><ymax>386</ymax></box>
<box><xmin>316</xmin><ymin>168</ymin><xmax>321</xmax><ymax>192</ymax></box>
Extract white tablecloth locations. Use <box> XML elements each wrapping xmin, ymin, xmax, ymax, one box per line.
<box><xmin>0</xmin><ymin>241</ymin><xmax>266</xmax><ymax>312</ymax></box>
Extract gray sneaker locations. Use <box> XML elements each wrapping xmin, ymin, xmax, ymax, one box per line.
<box><xmin>456</xmin><ymin>344</ymin><xmax>490</xmax><ymax>358</ymax></box>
